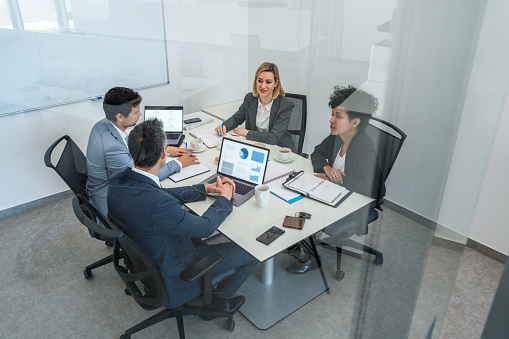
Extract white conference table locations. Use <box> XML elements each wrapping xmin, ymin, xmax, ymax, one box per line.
<box><xmin>162</xmin><ymin>113</ymin><xmax>372</xmax><ymax>270</ymax></box>
<box><xmin>161</xmin><ymin>104</ymin><xmax>373</xmax><ymax>328</ymax></box>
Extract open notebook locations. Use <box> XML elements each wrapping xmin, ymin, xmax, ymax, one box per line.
<box><xmin>283</xmin><ymin>171</ymin><xmax>351</xmax><ymax>207</ymax></box>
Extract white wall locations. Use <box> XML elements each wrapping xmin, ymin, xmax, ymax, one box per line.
<box><xmin>380</xmin><ymin>0</ymin><xmax>488</xmax><ymax>223</ymax></box>
<box><xmin>0</xmin><ymin>1</ymin><xmax>249</xmax><ymax>212</ymax></box>
<box><xmin>468</xmin><ymin>88</ymin><xmax>509</xmax><ymax>254</ymax></box>
<box><xmin>436</xmin><ymin>0</ymin><xmax>509</xmax><ymax>246</ymax></box>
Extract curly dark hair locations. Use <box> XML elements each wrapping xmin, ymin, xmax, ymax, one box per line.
<box><xmin>328</xmin><ymin>85</ymin><xmax>379</xmax><ymax>131</ymax></box>
<box><xmin>103</xmin><ymin>87</ymin><xmax>142</xmax><ymax>120</ymax></box>
<box><xmin>128</xmin><ymin>118</ymin><xmax>166</xmax><ymax>169</ymax></box>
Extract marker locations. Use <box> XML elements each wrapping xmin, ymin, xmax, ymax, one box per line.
<box><xmin>221</xmin><ymin>122</ymin><xmax>225</xmax><ymax>136</ymax></box>
<box><xmin>185</xmin><ymin>142</ymin><xmax>187</xmax><ymax>149</ymax></box>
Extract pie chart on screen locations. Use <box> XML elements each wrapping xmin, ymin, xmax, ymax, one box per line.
<box><xmin>239</xmin><ymin>148</ymin><xmax>249</xmax><ymax>159</ymax></box>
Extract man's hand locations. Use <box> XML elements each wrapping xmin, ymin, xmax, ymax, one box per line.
<box><xmin>167</xmin><ymin>146</ymin><xmax>192</xmax><ymax>157</ymax></box>
<box><xmin>232</xmin><ymin>127</ymin><xmax>248</xmax><ymax>137</ymax></box>
<box><xmin>177</xmin><ymin>154</ymin><xmax>199</xmax><ymax>167</ymax></box>
<box><xmin>206</xmin><ymin>176</ymin><xmax>235</xmax><ymax>200</ymax></box>
<box><xmin>323</xmin><ymin>165</ymin><xmax>345</xmax><ymax>184</ymax></box>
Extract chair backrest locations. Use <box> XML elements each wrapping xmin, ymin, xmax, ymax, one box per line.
<box><xmin>112</xmin><ymin>231</ymin><xmax>164</xmax><ymax>311</ymax></box>
<box><xmin>44</xmin><ymin>135</ymin><xmax>89</xmax><ymax>199</ymax></box>
<box><xmin>364</xmin><ymin>116</ymin><xmax>407</xmax><ymax>184</ymax></box>
<box><xmin>285</xmin><ymin>93</ymin><xmax>307</xmax><ymax>155</ymax></box>
<box><xmin>72</xmin><ymin>194</ymin><xmax>119</xmax><ymax>240</ymax></box>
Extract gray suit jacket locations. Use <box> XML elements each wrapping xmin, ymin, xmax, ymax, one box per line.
<box><xmin>223</xmin><ymin>93</ymin><xmax>296</xmax><ymax>152</ymax></box>
<box><xmin>86</xmin><ymin>118</ymin><xmax>180</xmax><ymax>216</ymax></box>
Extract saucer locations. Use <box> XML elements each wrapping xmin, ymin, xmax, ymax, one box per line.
<box><xmin>190</xmin><ymin>145</ymin><xmax>207</xmax><ymax>153</ymax></box>
<box><xmin>274</xmin><ymin>154</ymin><xmax>294</xmax><ymax>163</ymax></box>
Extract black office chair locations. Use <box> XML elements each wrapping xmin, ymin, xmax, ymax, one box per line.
<box><xmin>71</xmin><ymin>194</ymin><xmax>116</xmax><ymax>279</ymax></box>
<box><xmin>44</xmin><ymin>135</ymin><xmax>88</xmax><ymax>198</ymax></box>
<box><xmin>45</xmin><ymin>136</ymin><xmax>115</xmax><ymax>279</ymax></box>
<box><xmin>319</xmin><ymin>117</ymin><xmax>407</xmax><ymax>280</ymax></box>
<box><xmin>285</xmin><ymin>93</ymin><xmax>307</xmax><ymax>156</ymax></box>
<box><xmin>111</xmin><ymin>226</ymin><xmax>239</xmax><ymax>338</ymax></box>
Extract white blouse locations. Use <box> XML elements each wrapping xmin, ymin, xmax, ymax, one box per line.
<box><xmin>332</xmin><ymin>146</ymin><xmax>346</xmax><ymax>172</ymax></box>
<box><xmin>255</xmin><ymin>98</ymin><xmax>273</xmax><ymax>132</ymax></box>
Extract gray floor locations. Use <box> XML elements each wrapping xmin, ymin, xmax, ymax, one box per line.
<box><xmin>0</xmin><ymin>196</ymin><xmax>503</xmax><ymax>338</ymax></box>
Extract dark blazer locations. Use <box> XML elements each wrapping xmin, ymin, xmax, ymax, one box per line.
<box><xmin>107</xmin><ymin>168</ymin><xmax>233</xmax><ymax>308</ymax></box>
<box><xmin>86</xmin><ymin>118</ymin><xmax>181</xmax><ymax>216</ymax></box>
<box><xmin>311</xmin><ymin>130</ymin><xmax>385</xmax><ymax>200</ymax></box>
<box><xmin>223</xmin><ymin>93</ymin><xmax>296</xmax><ymax>152</ymax></box>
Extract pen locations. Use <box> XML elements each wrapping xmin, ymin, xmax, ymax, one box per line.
<box><xmin>221</xmin><ymin>122</ymin><xmax>224</xmax><ymax>136</ymax></box>
<box><xmin>185</xmin><ymin>142</ymin><xmax>187</xmax><ymax>149</ymax></box>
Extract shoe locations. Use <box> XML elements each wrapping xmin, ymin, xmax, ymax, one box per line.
<box><xmin>285</xmin><ymin>259</ymin><xmax>318</xmax><ymax>274</ymax></box>
<box><xmin>200</xmin><ymin>295</ymin><xmax>246</xmax><ymax>321</ymax></box>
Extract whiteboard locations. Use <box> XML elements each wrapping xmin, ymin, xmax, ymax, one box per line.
<box><xmin>0</xmin><ymin>0</ymin><xmax>169</xmax><ymax>116</ymax></box>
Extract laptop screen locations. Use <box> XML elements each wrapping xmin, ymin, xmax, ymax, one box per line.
<box><xmin>144</xmin><ymin>106</ymin><xmax>183</xmax><ymax>133</ymax></box>
<box><xmin>217</xmin><ymin>138</ymin><xmax>270</xmax><ymax>186</ymax></box>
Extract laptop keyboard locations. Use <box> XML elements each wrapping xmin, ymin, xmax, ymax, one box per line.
<box><xmin>207</xmin><ymin>177</ymin><xmax>253</xmax><ymax>195</ymax></box>
<box><xmin>166</xmin><ymin>133</ymin><xmax>180</xmax><ymax>140</ymax></box>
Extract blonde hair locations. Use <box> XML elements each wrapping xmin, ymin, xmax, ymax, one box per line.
<box><xmin>252</xmin><ymin>62</ymin><xmax>285</xmax><ymax>99</ymax></box>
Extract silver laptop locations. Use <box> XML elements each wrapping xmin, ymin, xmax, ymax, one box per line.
<box><xmin>144</xmin><ymin>106</ymin><xmax>184</xmax><ymax>146</ymax></box>
<box><xmin>199</xmin><ymin>138</ymin><xmax>270</xmax><ymax>207</ymax></box>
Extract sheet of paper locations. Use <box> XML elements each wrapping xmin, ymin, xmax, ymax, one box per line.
<box><xmin>310</xmin><ymin>180</ymin><xmax>347</xmax><ymax>204</ymax></box>
<box><xmin>189</xmin><ymin>127</ymin><xmax>234</xmax><ymax>148</ymax></box>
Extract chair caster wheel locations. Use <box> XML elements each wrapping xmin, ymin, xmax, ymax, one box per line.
<box><xmin>84</xmin><ymin>269</ymin><xmax>93</xmax><ymax>279</ymax></box>
<box><xmin>105</xmin><ymin>239</ymin><xmax>114</xmax><ymax>247</ymax></box>
<box><xmin>335</xmin><ymin>270</ymin><xmax>345</xmax><ymax>281</ymax></box>
<box><xmin>124</xmin><ymin>288</ymin><xmax>131</xmax><ymax>296</ymax></box>
<box><xmin>120</xmin><ymin>334</ymin><xmax>130</xmax><ymax>339</ymax></box>
<box><xmin>375</xmin><ymin>254</ymin><xmax>384</xmax><ymax>265</ymax></box>
<box><xmin>224</xmin><ymin>318</ymin><xmax>235</xmax><ymax>331</ymax></box>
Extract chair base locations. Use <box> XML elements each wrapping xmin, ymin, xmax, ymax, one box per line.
<box><xmin>120</xmin><ymin>302</ymin><xmax>236</xmax><ymax>339</ymax></box>
<box><xmin>319</xmin><ymin>239</ymin><xmax>383</xmax><ymax>280</ymax></box>
<box><xmin>83</xmin><ymin>254</ymin><xmax>113</xmax><ymax>280</ymax></box>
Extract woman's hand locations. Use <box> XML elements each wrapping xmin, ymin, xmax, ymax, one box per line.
<box><xmin>315</xmin><ymin>173</ymin><xmax>329</xmax><ymax>181</ymax></box>
<box><xmin>323</xmin><ymin>165</ymin><xmax>345</xmax><ymax>184</ymax></box>
<box><xmin>215</xmin><ymin>124</ymin><xmax>227</xmax><ymax>136</ymax></box>
<box><xmin>232</xmin><ymin>127</ymin><xmax>248</xmax><ymax>137</ymax></box>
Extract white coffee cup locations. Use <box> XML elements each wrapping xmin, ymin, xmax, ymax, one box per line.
<box><xmin>278</xmin><ymin>147</ymin><xmax>292</xmax><ymax>161</ymax></box>
<box><xmin>190</xmin><ymin>138</ymin><xmax>204</xmax><ymax>151</ymax></box>
<box><xmin>255</xmin><ymin>184</ymin><xmax>270</xmax><ymax>208</ymax></box>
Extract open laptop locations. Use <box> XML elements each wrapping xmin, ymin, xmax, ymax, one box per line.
<box><xmin>144</xmin><ymin>106</ymin><xmax>184</xmax><ymax>146</ymax></box>
<box><xmin>199</xmin><ymin>138</ymin><xmax>270</xmax><ymax>207</ymax></box>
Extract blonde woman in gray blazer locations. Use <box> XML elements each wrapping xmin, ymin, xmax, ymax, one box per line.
<box><xmin>215</xmin><ymin>62</ymin><xmax>296</xmax><ymax>152</ymax></box>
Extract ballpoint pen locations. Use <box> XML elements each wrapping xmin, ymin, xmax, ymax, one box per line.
<box><xmin>221</xmin><ymin>121</ymin><xmax>225</xmax><ymax>136</ymax></box>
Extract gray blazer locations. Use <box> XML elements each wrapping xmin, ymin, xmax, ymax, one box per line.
<box><xmin>223</xmin><ymin>93</ymin><xmax>296</xmax><ymax>152</ymax></box>
<box><xmin>85</xmin><ymin>118</ymin><xmax>180</xmax><ymax>216</ymax></box>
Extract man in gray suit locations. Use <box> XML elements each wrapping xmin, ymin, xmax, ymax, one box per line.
<box><xmin>86</xmin><ymin>87</ymin><xmax>197</xmax><ymax>216</ymax></box>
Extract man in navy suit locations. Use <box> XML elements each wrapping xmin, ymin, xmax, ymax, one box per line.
<box><xmin>86</xmin><ymin>87</ymin><xmax>197</xmax><ymax>216</ymax></box>
<box><xmin>107</xmin><ymin>118</ymin><xmax>256</xmax><ymax>313</ymax></box>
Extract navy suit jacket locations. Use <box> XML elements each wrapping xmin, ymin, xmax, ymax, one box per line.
<box><xmin>223</xmin><ymin>93</ymin><xmax>296</xmax><ymax>152</ymax></box>
<box><xmin>86</xmin><ymin>118</ymin><xmax>181</xmax><ymax>216</ymax></box>
<box><xmin>107</xmin><ymin>168</ymin><xmax>233</xmax><ymax>307</ymax></box>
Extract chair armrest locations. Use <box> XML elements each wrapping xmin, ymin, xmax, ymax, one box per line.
<box><xmin>180</xmin><ymin>251</ymin><xmax>222</xmax><ymax>283</ymax></box>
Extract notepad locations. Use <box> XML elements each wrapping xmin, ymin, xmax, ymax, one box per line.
<box><xmin>263</xmin><ymin>161</ymin><xmax>304</xmax><ymax>204</ymax></box>
<box><xmin>283</xmin><ymin>171</ymin><xmax>350</xmax><ymax>207</ymax></box>
<box><xmin>166</xmin><ymin>157</ymin><xmax>210</xmax><ymax>182</ymax></box>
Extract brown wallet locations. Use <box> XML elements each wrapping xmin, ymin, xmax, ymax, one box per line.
<box><xmin>283</xmin><ymin>215</ymin><xmax>305</xmax><ymax>230</ymax></box>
